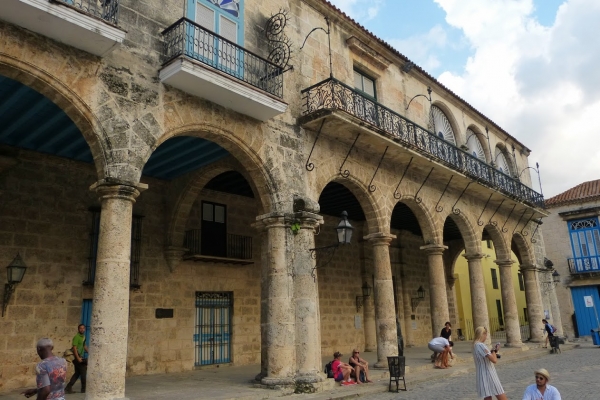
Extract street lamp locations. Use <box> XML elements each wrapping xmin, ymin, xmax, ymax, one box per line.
<box><xmin>2</xmin><ymin>253</ymin><xmax>28</xmax><ymax>317</ymax></box>
<box><xmin>309</xmin><ymin>211</ymin><xmax>354</xmax><ymax>279</ymax></box>
<box><xmin>411</xmin><ymin>285</ymin><xmax>426</xmax><ymax>312</ymax></box>
<box><xmin>356</xmin><ymin>282</ymin><xmax>372</xmax><ymax>312</ymax></box>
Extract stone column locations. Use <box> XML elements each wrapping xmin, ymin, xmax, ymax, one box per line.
<box><xmin>87</xmin><ymin>181</ymin><xmax>146</xmax><ymax>400</ymax></box>
<box><xmin>365</xmin><ymin>232</ymin><xmax>398</xmax><ymax>368</ymax></box>
<box><xmin>255</xmin><ymin>213</ymin><xmax>295</xmax><ymax>387</ymax></box>
<box><xmin>400</xmin><ymin>262</ymin><xmax>415</xmax><ymax>347</ymax></box>
<box><xmin>363</xmin><ymin>273</ymin><xmax>377</xmax><ymax>352</ymax></box>
<box><xmin>421</xmin><ymin>244</ymin><xmax>450</xmax><ymax>337</ymax></box>
<box><xmin>292</xmin><ymin>212</ymin><xmax>324</xmax><ymax>386</ymax></box>
<box><xmin>496</xmin><ymin>260</ymin><xmax>523</xmax><ymax>347</ymax></box>
<box><xmin>463</xmin><ymin>253</ymin><xmax>490</xmax><ymax>344</ymax></box>
<box><xmin>520</xmin><ymin>264</ymin><xmax>545</xmax><ymax>342</ymax></box>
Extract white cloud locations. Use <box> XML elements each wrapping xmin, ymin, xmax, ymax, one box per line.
<box><xmin>386</xmin><ymin>25</ymin><xmax>448</xmax><ymax>71</ymax></box>
<box><xmin>327</xmin><ymin>0</ymin><xmax>384</xmax><ymax>22</ymax></box>
<box><xmin>433</xmin><ymin>0</ymin><xmax>600</xmax><ymax>197</ymax></box>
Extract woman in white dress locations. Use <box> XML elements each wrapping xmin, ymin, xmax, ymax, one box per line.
<box><xmin>472</xmin><ymin>326</ymin><xmax>507</xmax><ymax>400</ymax></box>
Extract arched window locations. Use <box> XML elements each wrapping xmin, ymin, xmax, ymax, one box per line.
<box><xmin>466</xmin><ymin>128</ymin><xmax>486</xmax><ymax>161</ymax></box>
<box><xmin>495</xmin><ymin>147</ymin><xmax>511</xmax><ymax>175</ymax></box>
<box><xmin>429</xmin><ymin>106</ymin><xmax>456</xmax><ymax>145</ymax></box>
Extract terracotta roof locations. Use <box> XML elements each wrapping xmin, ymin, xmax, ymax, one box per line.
<box><xmin>314</xmin><ymin>0</ymin><xmax>530</xmax><ymax>151</ymax></box>
<box><xmin>545</xmin><ymin>180</ymin><xmax>600</xmax><ymax>207</ymax></box>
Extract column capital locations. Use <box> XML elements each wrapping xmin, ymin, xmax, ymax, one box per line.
<box><xmin>519</xmin><ymin>263</ymin><xmax>536</xmax><ymax>271</ymax></box>
<box><xmin>420</xmin><ymin>243</ymin><xmax>448</xmax><ymax>255</ymax></box>
<box><xmin>495</xmin><ymin>259</ymin><xmax>514</xmax><ymax>268</ymax></box>
<box><xmin>293</xmin><ymin>211</ymin><xmax>324</xmax><ymax>230</ymax></box>
<box><xmin>253</xmin><ymin>212</ymin><xmax>289</xmax><ymax>231</ymax></box>
<box><xmin>364</xmin><ymin>232</ymin><xmax>396</xmax><ymax>246</ymax></box>
<box><xmin>90</xmin><ymin>180</ymin><xmax>147</xmax><ymax>203</ymax></box>
<box><xmin>463</xmin><ymin>253</ymin><xmax>485</xmax><ymax>261</ymax></box>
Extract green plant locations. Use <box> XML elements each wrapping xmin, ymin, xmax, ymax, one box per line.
<box><xmin>291</xmin><ymin>222</ymin><xmax>301</xmax><ymax>235</ymax></box>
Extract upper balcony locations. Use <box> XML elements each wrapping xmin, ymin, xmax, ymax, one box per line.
<box><xmin>159</xmin><ymin>18</ymin><xmax>287</xmax><ymax>122</ymax></box>
<box><xmin>1</xmin><ymin>0</ymin><xmax>125</xmax><ymax>56</ymax></box>
<box><xmin>568</xmin><ymin>257</ymin><xmax>600</xmax><ymax>278</ymax></box>
<box><xmin>299</xmin><ymin>77</ymin><xmax>545</xmax><ymax>209</ymax></box>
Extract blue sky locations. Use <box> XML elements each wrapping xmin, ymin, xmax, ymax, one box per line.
<box><xmin>327</xmin><ymin>0</ymin><xmax>600</xmax><ymax>199</ymax></box>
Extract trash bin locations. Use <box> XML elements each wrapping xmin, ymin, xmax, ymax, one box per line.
<box><xmin>591</xmin><ymin>329</ymin><xmax>600</xmax><ymax>346</ymax></box>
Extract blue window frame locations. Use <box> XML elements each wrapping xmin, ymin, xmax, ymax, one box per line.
<box><xmin>80</xmin><ymin>299</ymin><xmax>92</xmax><ymax>357</ymax></box>
<box><xmin>568</xmin><ymin>217</ymin><xmax>600</xmax><ymax>272</ymax></box>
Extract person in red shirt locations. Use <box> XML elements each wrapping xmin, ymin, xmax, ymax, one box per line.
<box><xmin>331</xmin><ymin>351</ymin><xmax>355</xmax><ymax>384</ymax></box>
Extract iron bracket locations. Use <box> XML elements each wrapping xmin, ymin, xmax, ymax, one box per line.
<box><xmin>501</xmin><ymin>203</ymin><xmax>517</xmax><ymax>233</ymax></box>
<box><xmin>488</xmin><ymin>199</ymin><xmax>505</xmax><ymax>227</ymax></box>
<box><xmin>308</xmin><ymin>244</ymin><xmax>339</xmax><ymax>281</ymax></box>
<box><xmin>339</xmin><ymin>133</ymin><xmax>360</xmax><ymax>178</ymax></box>
<box><xmin>452</xmin><ymin>181</ymin><xmax>474</xmax><ymax>215</ymax></box>
<box><xmin>477</xmin><ymin>193</ymin><xmax>494</xmax><ymax>226</ymax></box>
<box><xmin>393</xmin><ymin>157</ymin><xmax>413</xmax><ymax>199</ymax></box>
<box><xmin>531</xmin><ymin>218</ymin><xmax>543</xmax><ymax>243</ymax></box>
<box><xmin>368</xmin><ymin>146</ymin><xmax>388</xmax><ymax>192</ymax></box>
<box><xmin>305</xmin><ymin>119</ymin><xmax>326</xmax><ymax>171</ymax></box>
<box><xmin>520</xmin><ymin>211</ymin><xmax>536</xmax><ymax>236</ymax></box>
<box><xmin>415</xmin><ymin>168</ymin><xmax>434</xmax><ymax>204</ymax></box>
<box><xmin>435</xmin><ymin>175</ymin><xmax>454</xmax><ymax>212</ymax></box>
<box><xmin>512</xmin><ymin>208</ymin><xmax>528</xmax><ymax>235</ymax></box>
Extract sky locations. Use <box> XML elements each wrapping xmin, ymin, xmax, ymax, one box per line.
<box><xmin>326</xmin><ymin>0</ymin><xmax>598</xmax><ymax>199</ymax></box>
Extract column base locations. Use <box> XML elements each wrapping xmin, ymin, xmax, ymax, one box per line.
<box><xmin>503</xmin><ymin>342</ymin><xmax>523</xmax><ymax>348</ymax></box>
<box><xmin>373</xmin><ymin>359</ymin><xmax>389</xmax><ymax>369</ymax></box>
<box><xmin>294</xmin><ymin>374</ymin><xmax>329</xmax><ymax>394</ymax></box>
<box><xmin>260</xmin><ymin>376</ymin><xmax>295</xmax><ymax>388</ymax></box>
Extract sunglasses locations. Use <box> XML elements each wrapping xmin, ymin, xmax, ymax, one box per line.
<box><xmin>535</xmin><ymin>376</ymin><xmax>546</xmax><ymax>381</ymax></box>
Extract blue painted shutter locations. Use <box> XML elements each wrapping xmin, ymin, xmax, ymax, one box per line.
<box><xmin>80</xmin><ymin>299</ymin><xmax>93</xmax><ymax>357</ymax></box>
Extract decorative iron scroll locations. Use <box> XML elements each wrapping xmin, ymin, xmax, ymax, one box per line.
<box><xmin>415</xmin><ymin>168</ymin><xmax>434</xmax><ymax>204</ymax></box>
<box><xmin>512</xmin><ymin>208</ymin><xmax>528</xmax><ymax>235</ymax></box>
<box><xmin>452</xmin><ymin>181</ymin><xmax>475</xmax><ymax>215</ymax></box>
<box><xmin>305</xmin><ymin>119</ymin><xmax>326</xmax><ymax>171</ymax></box>
<box><xmin>488</xmin><ymin>199</ymin><xmax>505</xmax><ymax>227</ymax></box>
<box><xmin>265</xmin><ymin>10</ymin><xmax>293</xmax><ymax>71</ymax></box>
<box><xmin>300</xmin><ymin>78</ymin><xmax>545</xmax><ymax>208</ymax></box>
<box><xmin>339</xmin><ymin>134</ymin><xmax>360</xmax><ymax>178</ymax></box>
<box><xmin>393</xmin><ymin>157</ymin><xmax>413</xmax><ymax>199</ymax></box>
<box><xmin>477</xmin><ymin>193</ymin><xmax>493</xmax><ymax>226</ymax></box>
<box><xmin>435</xmin><ymin>175</ymin><xmax>454</xmax><ymax>212</ymax></box>
<box><xmin>501</xmin><ymin>203</ymin><xmax>517</xmax><ymax>233</ymax></box>
<box><xmin>368</xmin><ymin>147</ymin><xmax>388</xmax><ymax>192</ymax></box>
<box><xmin>520</xmin><ymin>211</ymin><xmax>536</xmax><ymax>236</ymax></box>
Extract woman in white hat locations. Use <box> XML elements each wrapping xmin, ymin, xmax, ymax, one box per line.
<box><xmin>522</xmin><ymin>368</ymin><xmax>562</xmax><ymax>400</ymax></box>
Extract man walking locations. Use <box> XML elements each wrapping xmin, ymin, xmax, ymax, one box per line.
<box><xmin>522</xmin><ymin>368</ymin><xmax>561</xmax><ymax>400</ymax></box>
<box><xmin>22</xmin><ymin>338</ymin><xmax>67</xmax><ymax>399</ymax></box>
<box><xmin>65</xmin><ymin>324</ymin><xmax>88</xmax><ymax>394</ymax></box>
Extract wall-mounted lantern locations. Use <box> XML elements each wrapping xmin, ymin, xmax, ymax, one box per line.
<box><xmin>356</xmin><ymin>282</ymin><xmax>372</xmax><ymax>312</ymax></box>
<box><xmin>309</xmin><ymin>211</ymin><xmax>354</xmax><ymax>279</ymax></box>
<box><xmin>2</xmin><ymin>254</ymin><xmax>28</xmax><ymax>317</ymax></box>
<box><xmin>410</xmin><ymin>285</ymin><xmax>426</xmax><ymax>312</ymax></box>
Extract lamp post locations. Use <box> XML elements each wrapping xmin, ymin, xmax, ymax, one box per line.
<box><xmin>519</xmin><ymin>162</ymin><xmax>543</xmax><ymax>197</ymax></box>
<box><xmin>309</xmin><ymin>211</ymin><xmax>354</xmax><ymax>279</ymax></box>
<box><xmin>2</xmin><ymin>253</ymin><xmax>28</xmax><ymax>317</ymax></box>
<box><xmin>356</xmin><ymin>282</ymin><xmax>372</xmax><ymax>312</ymax></box>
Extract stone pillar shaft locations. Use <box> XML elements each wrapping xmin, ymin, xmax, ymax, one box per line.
<box><xmin>464</xmin><ymin>253</ymin><xmax>490</xmax><ymax>343</ymax></box>
<box><xmin>365</xmin><ymin>233</ymin><xmax>398</xmax><ymax>368</ymax></box>
<box><xmin>86</xmin><ymin>182</ymin><xmax>145</xmax><ymax>400</ymax></box>
<box><xmin>496</xmin><ymin>260</ymin><xmax>522</xmax><ymax>347</ymax></box>
<box><xmin>521</xmin><ymin>264</ymin><xmax>545</xmax><ymax>342</ymax></box>
<box><xmin>256</xmin><ymin>214</ymin><xmax>295</xmax><ymax>386</ymax></box>
<box><xmin>421</xmin><ymin>244</ymin><xmax>449</xmax><ymax>337</ymax></box>
<box><xmin>293</xmin><ymin>212</ymin><xmax>324</xmax><ymax>384</ymax></box>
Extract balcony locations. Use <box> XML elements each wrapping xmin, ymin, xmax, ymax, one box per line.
<box><xmin>0</xmin><ymin>0</ymin><xmax>125</xmax><ymax>56</ymax></box>
<box><xmin>568</xmin><ymin>257</ymin><xmax>600</xmax><ymax>277</ymax></box>
<box><xmin>184</xmin><ymin>229</ymin><xmax>253</xmax><ymax>265</ymax></box>
<box><xmin>300</xmin><ymin>78</ymin><xmax>545</xmax><ymax>208</ymax></box>
<box><xmin>160</xmin><ymin>18</ymin><xmax>287</xmax><ymax>122</ymax></box>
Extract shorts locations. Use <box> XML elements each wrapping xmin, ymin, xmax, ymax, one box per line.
<box><xmin>334</xmin><ymin>371</ymin><xmax>344</xmax><ymax>382</ymax></box>
<box><xmin>428</xmin><ymin>343</ymin><xmax>445</xmax><ymax>353</ymax></box>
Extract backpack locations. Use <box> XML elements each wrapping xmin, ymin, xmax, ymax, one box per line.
<box><xmin>550</xmin><ymin>324</ymin><xmax>557</xmax><ymax>334</ymax></box>
<box><xmin>324</xmin><ymin>361</ymin><xmax>334</xmax><ymax>378</ymax></box>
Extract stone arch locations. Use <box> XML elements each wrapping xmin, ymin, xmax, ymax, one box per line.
<box><xmin>483</xmin><ymin>224</ymin><xmax>511</xmax><ymax>260</ymax></box>
<box><xmin>430</xmin><ymin>102</ymin><xmax>461</xmax><ymax>145</ymax></box>
<box><xmin>313</xmin><ymin>173</ymin><xmax>385</xmax><ymax>235</ymax></box>
<box><xmin>511</xmin><ymin>232</ymin><xmax>536</xmax><ymax>266</ymax></box>
<box><xmin>465</xmin><ymin>125</ymin><xmax>491</xmax><ymax>163</ymax></box>
<box><xmin>165</xmin><ymin>156</ymin><xmax>261</xmax><ymax>250</ymax></box>
<box><xmin>154</xmin><ymin>124</ymin><xmax>277</xmax><ymax>213</ymax></box>
<box><xmin>0</xmin><ymin>53</ymin><xmax>109</xmax><ymax>179</ymax></box>
<box><xmin>392</xmin><ymin>195</ymin><xmax>439</xmax><ymax>244</ymax></box>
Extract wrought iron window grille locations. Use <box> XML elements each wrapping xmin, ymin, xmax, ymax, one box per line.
<box><xmin>300</xmin><ymin>77</ymin><xmax>545</xmax><ymax>208</ymax></box>
<box><xmin>53</xmin><ymin>0</ymin><xmax>120</xmax><ymax>25</ymax></box>
<box><xmin>184</xmin><ymin>229</ymin><xmax>253</xmax><ymax>260</ymax></box>
<box><xmin>161</xmin><ymin>18</ymin><xmax>284</xmax><ymax>98</ymax></box>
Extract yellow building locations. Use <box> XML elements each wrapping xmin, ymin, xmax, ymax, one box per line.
<box><xmin>454</xmin><ymin>241</ymin><xmax>528</xmax><ymax>340</ymax></box>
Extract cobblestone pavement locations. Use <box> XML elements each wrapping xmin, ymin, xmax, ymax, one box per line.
<box><xmin>366</xmin><ymin>346</ymin><xmax>600</xmax><ymax>399</ymax></box>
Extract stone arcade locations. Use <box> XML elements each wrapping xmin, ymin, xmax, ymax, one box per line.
<box><xmin>0</xmin><ymin>0</ymin><xmax>551</xmax><ymax>398</ymax></box>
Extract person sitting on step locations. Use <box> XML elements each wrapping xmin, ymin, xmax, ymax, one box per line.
<box><xmin>349</xmin><ymin>349</ymin><xmax>372</xmax><ymax>383</ymax></box>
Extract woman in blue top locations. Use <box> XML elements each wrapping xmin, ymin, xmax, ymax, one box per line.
<box><xmin>472</xmin><ymin>326</ymin><xmax>506</xmax><ymax>400</ymax></box>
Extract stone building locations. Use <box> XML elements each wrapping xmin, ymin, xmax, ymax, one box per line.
<box><xmin>0</xmin><ymin>0</ymin><xmax>549</xmax><ymax>397</ymax></box>
<box><xmin>543</xmin><ymin>180</ymin><xmax>600</xmax><ymax>339</ymax></box>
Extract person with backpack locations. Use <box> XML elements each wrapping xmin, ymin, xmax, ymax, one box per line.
<box><xmin>542</xmin><ymin>319</ymin><xmax>556</xmax><ymax>349</ymax></box>
<box><xmin>329</xmin><ymin>351</ymin><xmax>356</xmax><ymax>385</ymax></box>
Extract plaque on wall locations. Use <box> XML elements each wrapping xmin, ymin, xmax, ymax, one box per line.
<box><xmin>155</xmin><ymin>308</ymin><xmax>174</xmax><ymax>319</ymax></box>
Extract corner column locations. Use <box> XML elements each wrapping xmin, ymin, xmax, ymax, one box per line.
<box><xmin>365</xmin><ymin>232</ymin><xmax>398</xmax><ymax>368</ymax></box>
<box><xmin>464</xmin><ymin>253</ymin><xmax>491</xmax><ymax>343</ymax></box>
<box><xmin>421</xmin><ymin>244</ymin><xmax>450</xmax><ymax>337</ymax></box>
<box><xmin>496</xmin><ymin>260</ymin><xmax>523</xmax><ymax>347</ymax></box>
<box><xmin>293</xmin><ymin>212</ymin><xmax>324</xmax><ymax>386</ymax></box>
<box><xmin>86</xmin><ymin>181</ymin><xmax>146</xmax><ymax>400</ymax></box>
<box><xmin>255</xmin><ymin>213</ymin><xmax>296</xmax><ymax>387</ymax></box>
<box><xmin>520</xmin><ymin>264</ymin><xmax>545</xmax><ymax>342</ymax></box>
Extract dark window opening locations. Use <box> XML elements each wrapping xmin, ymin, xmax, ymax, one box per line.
<box><xmin>496</xmin><ymin>300</ymin><xmax>504</xmax><ymax>326</ymax></box>
<box><xmin>491</xmin><ymin>268</ymin><xmax>499</xmax><ymax>289</ymax></box>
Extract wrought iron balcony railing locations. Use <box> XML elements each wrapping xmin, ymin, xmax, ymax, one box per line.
<box><xmin>56</xmin><ymin>0</ymin><xmax>119</xmax><ymax>25</ymax></box>
<box><xmin>301</xmin><ymin>78</ymin><xmax>545</xmax><ymax>208</ymax></box>
<box><xmin>185</xmin><ymin>229</ymin><xmax>253</xmax><ymax>260</ymax></box>
<box><xmin>162</xmin><ymin>18</ymin><xmax>283</xmax><ymax>98</ymax></box>
<box><xmin>568</xmin><ymin>256</ymin><xmax>600</xmax><ymax>274</ymax></box>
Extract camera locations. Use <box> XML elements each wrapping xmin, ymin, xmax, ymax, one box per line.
<box><xmin>494</xmin><ymin>342</ymin><xmax>501</xmax><ymax>358</ymax></box>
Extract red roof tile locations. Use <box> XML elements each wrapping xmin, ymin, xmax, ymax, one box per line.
<box><xmin>546</xmin><ymin>179</ymin><xmax>600</xmax><ymax>207</ymax></box>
